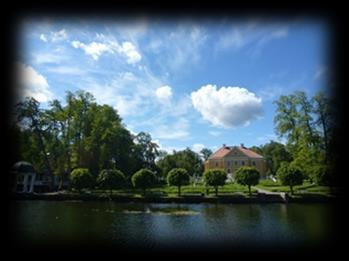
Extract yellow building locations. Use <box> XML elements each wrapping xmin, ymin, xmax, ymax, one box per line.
<box><xmin>204</xmin><ymin>144</ymin><xmax>267</xmax><ymax>178</ymax></box>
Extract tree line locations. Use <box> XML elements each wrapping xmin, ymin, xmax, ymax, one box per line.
<box><xmin>250</xmin><ymin>90</ymin><xmax>335</xmax><ymax>186</ymax></box>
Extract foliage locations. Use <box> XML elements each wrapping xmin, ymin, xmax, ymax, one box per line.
<box><xmin>204</xmin><ymin>169</ymin><xmax>227</xmax><ymax>196</ymax></box>
<box><xmin>200</xmin><ymin>148</ymin><xmax>213</xmax><ymax>161</ymax></box>
<box><xmin>274</xmin><ymin>91</ymin><xmax>334</xmax><ymax>185</ymax></box>
<box><xmin>97</xmin><ymin>169</ymin><xmax>126</xmax><ymax>195</ymax></box>
<box><xmin>70</xmin><ymin>168</ymin><xmax>95</xmax><ymax>192</ymax></box>
<box><xmin>276</xmin><ymin>162</ymin><xmax>304</xmax><ymax>194</ymax></box>
<box><xmin>156</xmin><ymin>148</ymin><xmax>203</xmax><ymax>178</ymax></box>
<box><xmin>234</xmin><ymin>167</ymin><xmax>260</xmax><ymax>195</ymax></box>
<box><xmin>131</xmin><ymin>169</ymin><xmax>157</xmax><ymax>195</ymax></box>
<box><xmin>167</xmin><ymin>168</ymin><xmax>190</xmax><ymax>196</ymax></box>
<box><xmin>13</xmin><ymin>91</ymin><xmax>160</xmax><ymax>181</ymax></box>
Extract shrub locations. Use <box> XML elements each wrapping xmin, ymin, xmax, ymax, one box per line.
<box><xmin>131</xmin><ymin>169</ymin><xmax>157</xmax><ymax>195</ymax></box>
<box><xmin>167</xmin><ymin>168</ymin><xmax>190</xmax><ymax>196</ymax></box>
<box><xmin>97</xmin><ymin>169</ymin><xmax>126</xmax><ymax>196</ymax></box>
<box><xmin>204</xmin><ymin>169</ymin><xmax>227</xmax><ymax>196</ymax></box>
<box><xmin>234</xmin><ymin>167</ymin><xmax>260</xmax><ymax>196</ymax></box>
<box><xmin>70</xmin><ymin>168</ymin><xmax>94</xmax><ymax>192</ymax></box>
<box><xmin>276</xmin><ymin>162</ymin><xmax>304</xmax><ymax>194</ymax></box>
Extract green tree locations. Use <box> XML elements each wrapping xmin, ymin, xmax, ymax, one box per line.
<box><xmin>97</xmin><ymin>169</ymin><xmax>126</xmax><ymax>196</ymax></box>
<box><xmin>234</xmin><ymin>166</ymin><xmax>260</xmax><ymax>196</ymax></box>
<box><xmin>204</xmin><ymin>169</ymin><xmax>227</xmax><ymax>196</ymax></box>
<box><xmin>276</xmin><ymin>162</ymin><xmax>304</xmax><ymax>194</ymax></box>
<box><xmin>15</xmin><ymin>97</ymin><xmax>54</xmax><ymax>189</ymax></box>
<box><xmin>200</xmin><ymin>148</ymin><xmax>213</xmax><ymax>161</ymax></box>
<box><xmin>156</xmin><ymin>148</ymin><xmax>203</xmax><ymax>178</ymax></box>
<box><xmin>131</xmin><ymin>169</ymin><xmax>157</xmax><ymax>195</ymax></box>
<box><xmin>257</xmin><ymin>141</ymin><xmax>292</xmax><ymax>176</ymax></box>
<box><xmin>167</xmin><ymin>168</ymin><xmax>190</xmax><ymax>196</ymax></box>
<box><xmin>70</xmin><ymin>168</ymin><xmax>95</xmax><ymax>192</ymax></box>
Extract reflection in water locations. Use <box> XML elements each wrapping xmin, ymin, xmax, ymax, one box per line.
<box><xmin>10</xmin><ymin>201</ymin><xmax>336</xmax><ymax>250</ymax></box>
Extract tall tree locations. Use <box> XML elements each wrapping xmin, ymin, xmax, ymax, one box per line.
<box><xmin>200</xmin><ymin>148</ymin><xmax>213</xmax><ymax>161</ymax></box>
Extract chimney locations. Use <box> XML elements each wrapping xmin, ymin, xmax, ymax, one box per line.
<box><xmin>240</xmin><ymin>143</ymin><xmax>245</xmax><ymax>148</ymax></box>
<box><xmin>223</xmin><ymin>144</ymin><xmax>226</xmax><ymax>148</ymax></box>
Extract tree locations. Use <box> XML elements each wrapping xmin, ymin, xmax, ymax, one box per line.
<box><xmin>70</xmin><ymin>168</ymin><xmax>95</xmax><ymax>192</ymax></box>
<box><xmin>257</xmin><ymin>141</ymin><xmax>292</xmax><ymax>176</ymax></box>
<box><xmin>234</xmin><ymin>167</ymin><xmax>260</xmax><ymax>196</ymax></box>
<box><xmin>97</xmin><ymin>169</ymin><xmax>126</xmax><ymax>196</ymax></box>
<box><xmin>200</xmin><ymin>148</ymin><xmax>213</xmax><ymax>161</ymax></box>
<box><xmin>167</xmin><ymin>168</ymin><xmax>190</xmax><ymax>196</ymax></box>
<box><xmin>276</xmin><ymin>162</ymin><xmax>304</xmax><ymax>194</ymax></box>
<box><xmin>156</xmin><ymin>148</ymin><xmax>203</xmax><ymax>178</ymax></box>
<box><xmin>131</xmin><ymin>169</ymin><xmax>157</xmax><ymax>195</ymax></box>
<box><xmin>204</xmin><ymin>169</ymin><xmax>227</xmax><ymax>196</ymax></box>
<box><xmin>15</xmin><ymin>97</ymin><xmax>54</xmax><ymax>189</ymax></box>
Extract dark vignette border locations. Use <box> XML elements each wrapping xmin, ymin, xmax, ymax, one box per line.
<box><xmin>3</xmin><ymin>1</ymin><xmax>347</xmax><ymax>258</ymax></box>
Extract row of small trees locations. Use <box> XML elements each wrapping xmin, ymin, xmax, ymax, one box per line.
<box><xmin>70</xmin><ymin>163</ymin><xmax>305</xmax><ymax>196</ymax></box>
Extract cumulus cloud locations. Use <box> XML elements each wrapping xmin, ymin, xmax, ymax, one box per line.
<box><xmin>155</xmin><ymin>85</ymin><xmax>172</xmax><ymax>103</ymax></box>
<box><xmin>191</xmin><ymin>84</ymin><xmax>263</xmax><ymax>128</ymax></box>
<box><xmin>71</xmin><ymin>41</ymin><xmax>112</xmax><ymax>60</ymax></box>
<box><xmin>17</xmin><ymin>62</ymin><xmax>53</xmax><ymax>102</ymax></box>
<box><xmin>118</xmin><ymin>41</ymin><xmax>142</xmax><ymax>64</ymax></box>
<box><xmin>71</xmin><ymin>39</ymin><xmax>141</xmax><ymax>63</ymax></box>
<box><xmin>40</xmin><ymin>29</ymin><xmax>67</xmax><ymax>42</ymax></box>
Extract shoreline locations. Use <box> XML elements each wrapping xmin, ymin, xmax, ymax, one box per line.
<box><xmin>11</xmin><ymin>192</ymin><xmax>339</xmax><ymax>204</ymax></box>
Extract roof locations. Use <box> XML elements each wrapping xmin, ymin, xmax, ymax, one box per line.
<box><xmin>208</xmin><ymin>145</ymin><xmax>263</xmax><ymax>160</ymax></box>
<box><xmin>12</xmin><ymin>161</ymin><xmax>35</xmax><ymax>173</ymax></box>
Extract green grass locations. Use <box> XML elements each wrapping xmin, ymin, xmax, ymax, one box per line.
<box><xmin>256</xmin><ymin>180</ymin><xmax>334</xmax><ymax>195</ymax></box>
<box><xmin>91</xmin><ymin>182</ymin><xmax>257</xmax><ymax>197</ymax></box>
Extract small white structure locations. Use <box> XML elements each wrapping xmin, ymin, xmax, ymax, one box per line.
<box><xmin>12</xmin><ymin>161</ymin><xmax>36</xmax><ymax>193</ymax></box>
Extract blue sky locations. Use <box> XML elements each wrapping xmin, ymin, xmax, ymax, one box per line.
<box><xmin>16</xmin><ymin>17</ymin><xmax>330</xmax><ymax>154</ymax></box>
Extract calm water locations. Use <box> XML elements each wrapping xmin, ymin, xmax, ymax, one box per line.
<box><xmin>10</xmin><ymin>201</ymin><xmax>337</xmax><ymax>251</ymax></box>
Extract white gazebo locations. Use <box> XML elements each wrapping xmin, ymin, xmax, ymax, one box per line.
<box><xmin>12</xmin><ymin>161</ymin><xmax>37</xmax><ymax>193</ymax></box>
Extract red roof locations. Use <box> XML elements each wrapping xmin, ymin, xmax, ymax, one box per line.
<box><xmin>208</xmin><ymin>145</ymin><xmax>263</xmax><ymax>159</ymax></box>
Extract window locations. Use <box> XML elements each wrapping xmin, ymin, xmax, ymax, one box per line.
<box><xmin>227</xmin><ymin>161</ymin><xmax>230</xmax><ymax>166</ymax></box>
<box><xmin>215</xmin><ymin>162</ymin><xmax>218</xmax><ymax>167</ymax></box>
<box><xmin>252</xmin><ymin>161</ymin><xmax>256</xmax><ymax>166</ymax></box>
<box><xmin>227</xmin><ymin>169</ymin><xmax>231</xmax><ymax>174</ymax></box>
<box><xmin>235</xmin><ymin>161</ymin><xmax>238</xmax><ymax>166</ymax></box>
<box><xmin>241</xmin><ymin>161</ymin><xmax>245</xmax><ymax>166</ymax></box>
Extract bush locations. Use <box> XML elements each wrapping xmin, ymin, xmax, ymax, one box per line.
<box><xmin>131</xmin><ymin>169</ymin><xmax>157</xmax><ymax>195</ymax></box>
<box><xmin>97</xmin><ymin>169</ymin><xmax>126</xmax><ymax>196</ymax></box>
<box><xmin>234</xmin><ymin>167</ymin><xmax>260</xmax><ymax>196</ymax></box>
<box><xmin>167</xmin><ymin>168</ymin><xmax>190</xmax><ymax>196</ymax></box>
<box><xmin>276</xmin><ymin>162</ymin><xmax>304</xmax><ymax>194</ymax></box>
<box><xmin>204</xmin><ymin>169</ymin><xmax>227</xmax><ymax>196</ymax></box>
<box><xmin>70</xmin><ymin>168</ymin><xmax>95</xmax><ymax>192</ymax></box>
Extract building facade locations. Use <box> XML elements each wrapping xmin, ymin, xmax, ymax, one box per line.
<box><xmin>204</xmin><ymin>144</ymin><xmax>267</xmax><ymax>179</ymax></box>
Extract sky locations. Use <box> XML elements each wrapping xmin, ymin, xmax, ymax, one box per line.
<box><xmin>16</xmin><ymin>16</ymin><xmax>331</xmax><ymax>154</ymax></box>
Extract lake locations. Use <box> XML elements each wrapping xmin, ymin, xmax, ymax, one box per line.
<box><xmin>9</xmin><ymin>200</ymin><xmax>339</xmax><ymax>253</ymax></box>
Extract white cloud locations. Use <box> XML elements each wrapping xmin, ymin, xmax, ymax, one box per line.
<box><xmin>71</xmin><ymin>41</ymin><xmax>112</xmax><ymax>60</ymax></box>
<box><xmin>51</xmin><ymin>29</ymin><xmax>67</xmax><ymax>42</ymax></box>
<box><xmin>40</xmin><ymin>29</ymin><xmax>67</xmax><ymax>42</ymax></box>
<box><xmin>118</xmin><ymin>41</ymin><xmax>142</xmax><ymax>64</ymax></box>
<box><xmin>16</xmin><ymin>62</ymin><xmax>53</xmax><ymax>103</ymax></box>
<box><xmin>155</xmin><ymin>85</ymin><xmax>172</xmax><ymax>103</ymax></box>
<box><xmin>71</xmin><ymin>39</ymin><xmax>141</xmax><ymax>63</ymax></box>
<box><xmin>40</xmin><ymin>34</ymin><xmax>47</xmax><ymax>42</ymax></box>
<box><xmin>192</xmin><ymin>143</ymin><xmax>205</xmax><ymax>153</ymax></box>
<box><xmin>191</xmin><ymin>84</ymin><xmax>263</xmax><ymax>128</ymax></box>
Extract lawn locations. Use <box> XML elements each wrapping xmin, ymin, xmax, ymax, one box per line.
<box><xmin>92</xmin><ymin>182</ymin><xmax>257</xmax><ymax>197</ymax></box>
<box><xmin>256</xmin><ymin>179</ymin><xmax>334</xmax><ymax>195</ymax></box>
